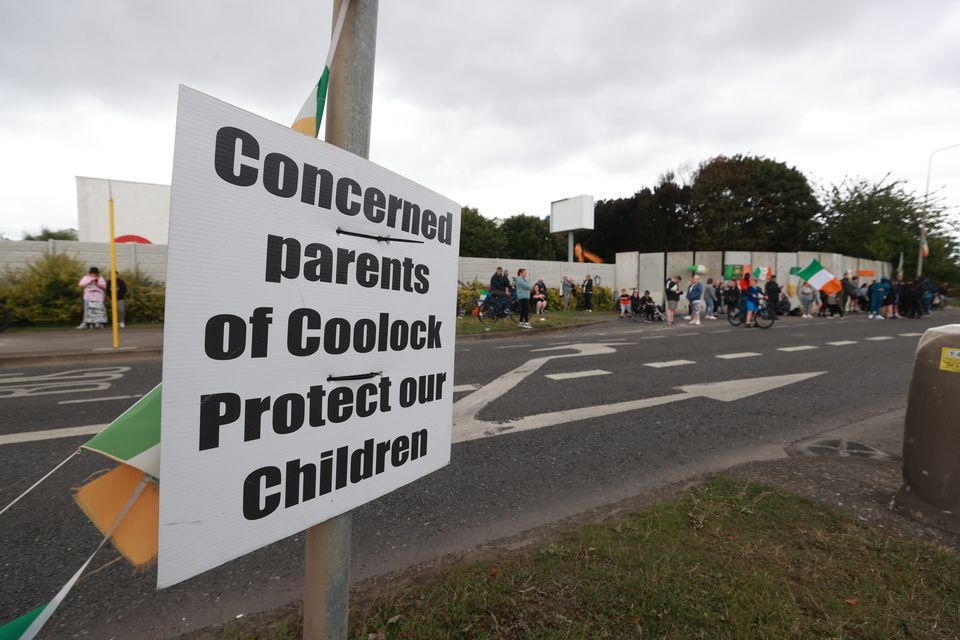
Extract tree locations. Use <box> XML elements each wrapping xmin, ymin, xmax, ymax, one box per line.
<box><xmin>688</xmin><ymin>155</ymin><xmax>820</xmax><ymax>251</ymax></box>
<box><xmin>22</xmin><ymin>227</ymin><xmax>78</xmax><ymax>241</ymax></box>
<box><xmin>817</xmin><ymin>177</ymin><xmax>960</xmax><ymax>284</ymax></box>
<box><xmin>458</xmin><ymin>206</ymin><xmax>504</xmax><ymax>257</ymax></box>
<box><xmin>499</xmin><ymin>214</ymin><xmax>562</xmax><ymax>260</ymax></box>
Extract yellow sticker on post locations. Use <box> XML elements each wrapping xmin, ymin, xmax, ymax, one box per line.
<box><xmin>941</xmin><ymin>347</ymin><xmax>960</xmax><ymax>373</ymax></box>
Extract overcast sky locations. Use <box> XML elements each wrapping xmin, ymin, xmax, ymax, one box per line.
<box><xmin>1</xmin><ymin>0</ymin><xmax>958</xmax><ymax>240</ymax></box>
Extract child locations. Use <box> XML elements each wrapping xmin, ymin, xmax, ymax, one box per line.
<box><xmin>743</xmin><ymin>277</ymin><xmax>762</xmax><ymax>327</ymax></box>
<box><xmin>618</xmin><ymin>288</ymin><xmax>631</xmax><ymax>317</ymax></box>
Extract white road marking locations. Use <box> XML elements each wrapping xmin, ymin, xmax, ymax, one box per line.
<box><xmin>715</xmin><ymin>352</ymin><xmax>761</xmax><ymax>360</ymax></box>
<box><xmin>58</xmin><ymin>394</ymin><xmax>144</xmax><ymax>405</ymax></box>
<box><xmin>709</xmin><ymin>329</ymin><xmax>732</xmax><ymax>334</ymax></box>
<box><xmin>0</xmin><ymin>366</ymin><xmax>131</xmax><ymax>399</ymax></box>
<box><xmin>495</xmin><ymin>344</ymin><xmax>533</xmax><ymax>349</ymax></box>
<box><xmin>865</xmin><ymin>336</ymin><xmax>894</xmax><ymax>341</ymax></box>
<box><xmin>777</xmin><ymin>345</ymin><xmax>818</xmax><ymax>352</ymax></box>
<box><xmin>898</xmin><ymin>332</ymin><xmax>923</xmax><ymax>337</ymax></box>
<box><xmin>640</xmin><ymin>335</ymin><xmax>666</xmax><ymax>340</ymax></box>
<box><xmin>676</xmin><ymin>332</ymin><xmax>697</xmax><ymax>336</ymax></box>
<box><xmin>453</xmin><ymin>384</ymin><xmax>481</xmax><ymax>393</ymax></box>
<box><xmin>643</xmin><ymin>360</ymin><xmax>696</xmax><ymax>368</ymax></box>
<box><xmin>0</xmin><ymin>424</ymin><xmax>106</xmax><ymax>446</ymax></box>
<box><xmin>826</xmin><ymin>340</ymin><xmax>858</xmax><ymax>346</ymax></box>
<box><xmin>545</xmin><ymin>369</ymin><xmax>612</xmax><ymax>381</ymax></box>
<box><xmin>454</xmin><ymin>371</ymin><xmax>825</xmax><ymax>443</ymax></box>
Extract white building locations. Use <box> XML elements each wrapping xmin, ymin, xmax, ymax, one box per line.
<box><xmin>77</xmin><ymin>176</ymin><xmax>171</xmax><ymax>244</ymax></box>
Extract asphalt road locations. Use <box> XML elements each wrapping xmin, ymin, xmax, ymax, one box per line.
<box><xmin>2</xmin><ymin>309</ymin><xmax>956</xmax><ymax>638</ymax></box>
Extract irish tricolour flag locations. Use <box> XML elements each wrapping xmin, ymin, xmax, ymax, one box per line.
<box><xmin>291</xmin><ymin>0</ymin><xmax>350</xmax><ymax>137</ymax></box>
<box><xmin>796</xmin><ymin>259</ymin><xmax>843</xmax><ymax>295</ymax></box>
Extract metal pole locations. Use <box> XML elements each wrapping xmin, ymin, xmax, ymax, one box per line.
<box><xmin>919</xmin><ymin>142</ymin><xmax>960</xmax><ymax>277</ymax></box>
<box><xmin>303</xmin><ymin>2</ymin><xmax>377</xmax><ymax>639</ymax></box>
<box><xmin>108</xmin><ymin>181</ymin><xmax>119</xmax><ymax>348</ymax></box>
<box><xmin>567</xmin><ymin>231</ymin><xmax>574</xmax><ymax>263</ymax></box>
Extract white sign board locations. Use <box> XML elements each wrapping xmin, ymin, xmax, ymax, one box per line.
<box><xmin>158</xmin><ymin>86</ymin><xmax>460</xmax><ymax>588</ymax></box>
<box><xmin>549</xmin><ymin>194</ymin><xmax>594</xmax><ymax>233</ymax></box>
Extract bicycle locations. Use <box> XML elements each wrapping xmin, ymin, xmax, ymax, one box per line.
<box><xmin>477</xmin><ymin>291</ymin><xmax>514</xmax><ymax>323</ymax></box>
<box><xmin>727</xmin><ymin>298</ymin><xmax>776</xmax><ymax>329</ymax></box>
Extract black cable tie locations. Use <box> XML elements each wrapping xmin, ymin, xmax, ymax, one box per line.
<box><xmin>336</xmin><ymin>227</ymin><xmax>424</xmax><ymax>244</ymax></box>
<box><xmin>327</xmin><ymin>371</ymin><xmax>383</xmax><ymax>382</ymax></box>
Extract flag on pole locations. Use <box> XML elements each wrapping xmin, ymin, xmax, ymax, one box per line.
<box><xmin>687</xmin><ymin>264</ymin><xmax>706</xmax><ymax>274</ymax></box>
<box><xmin>291</xmin><ymin>0</ymin><xmax>351</xmax><ymax>137</ymax></box>
<box><xmin>82</xmin><ymin>385</ymin><xmax>161</xmax><ymax>478</ymax></box>
<box><xmin>897</xmin><ymin>251</ymin><xmax>904</xmax><ymax>274</ymax></box>
<box><xmin>753</xmin><ymin>266</ymin><xmax>771</xmax><ymax>281</ymax></box>
<box><xmin>796</xmin><ymin>259</ymin><xmax>843</xmax><ymax>295</ymax></box>
<box><xmin>921</xmin><ymin>237</ymin><xmax>930</xmax><ymax>258</ymax></box>
<box><xmin>71</xmin><ymin>386</ymin><xmax>161</xmax><ymax>568</ymax></box>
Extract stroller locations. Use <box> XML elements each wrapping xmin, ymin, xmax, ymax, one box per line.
<box><xmin>630</xmin><ymin>301</ymin><xmax>667</xmax><ymax>323</ymax></box>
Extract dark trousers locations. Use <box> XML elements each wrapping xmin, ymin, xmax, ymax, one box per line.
<box><xmin>519</xmin><ymin>298</ymin><xmax>530</xmax><ymax>323</ymax></box>
<box><xmin>584</xmin><ymin>293</ymin><xmax>593</xmax><ymax>310</ymax></box>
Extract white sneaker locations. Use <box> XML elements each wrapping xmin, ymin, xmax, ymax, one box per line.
<box><xmin>76</xmin><ymin>323</ymin><xmax>87</xmax><ymax>329</ymax></box>
<box><xmin>119</xmin><ymin>322</ymin><xmax>125</xmax><ymax>328</ymax></box>
<box><xmin>683</xmin><ymin>315</ymin><xmax>692</xmax><ymax>320</ymax></box>
<box><xmin>867</xmin><ymin>314</ymin><xmax>874</xmax><ymax>319</ymax></box>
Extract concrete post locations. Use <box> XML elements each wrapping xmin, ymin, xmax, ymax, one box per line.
<box><xmin>893</xmin><ymin>324</ymin><xmax>960</xmax><ymax>533</ymax></box>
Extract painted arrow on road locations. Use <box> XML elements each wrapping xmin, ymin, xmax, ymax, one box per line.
<box><xmin>454</xmin><ymin>370</ymin><xmax>824</xmax><ymax>443</ymax></box>
<box><xmin>453</xmin><ymin>342</ymin><xmax>824</xmax><ymax>443</ymax></box>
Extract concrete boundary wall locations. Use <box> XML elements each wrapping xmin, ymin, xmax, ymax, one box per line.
<box><xmin>637</xmin><ymin>252</ymin><xmax>666</xmax><ymax>301</ymax></box>
<box><xmin>0</xmin><ymin>239</ymin><xmax>167</xmax><ymax>281</ymax></box>
<box><xmin>0</xmin><ymin>240</ymin><xmax>893</xmax><ymax>293</ymax></box>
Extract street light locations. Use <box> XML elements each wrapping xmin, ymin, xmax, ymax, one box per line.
<box><xmin>919</xmin><ymin>142</ymin><xmax>960</xmax><ymax>277</ymax></box>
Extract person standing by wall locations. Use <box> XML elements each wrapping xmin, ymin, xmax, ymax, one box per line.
<box><xmin>665</xmin><ymin>275</ymin><xmax>681</xmax><ymax>325</ymax></box>
<box><xmin>686</xmin><ymin>274</ymin><xmax>704</xmax><ymax>326</ymax></box>
<box><xmin>704</xmin><ymin>277</ymin><xmax>718</xmax><ymax>319</ymax></box>
<box><xmin>106</xmin><ymin>272</ymin><xmax>128</xmax><ymax>328</ymax></box>
<box><xmin>561</xmin><ymin>276</ymin><xmax>574</xmax><ymax>311</ymax></box>
<box><xmin>582</xmin><ymin>274</ymin><xmax>594</xmax><ymax>312</ymax></box>
<box><xmin>515</xmin><ymin>268</ymin><xmax>532</xmax><ymax>329</ymax></box>
<box><xmin>798</xmin><ymin>280</ymin><xmax>817</xmax><ymax>318</ymax></box>
<box><xmin>77</xmin><ymin>266</ymin><xmax>106</xmax><ymax>329</ymax></box>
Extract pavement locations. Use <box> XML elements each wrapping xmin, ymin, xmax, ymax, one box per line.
<box><xmin>0</xmin><ymin>326</ymin><xmax>163</xmax><ymax>366</ymax></box>
<box><xmin>3</xmin><ymin>309</ymin><xmax>960</xmax><ymax>639</ymax></box>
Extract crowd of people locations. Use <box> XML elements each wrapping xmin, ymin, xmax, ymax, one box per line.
<box><xmin>483</xmin><ymin>265</ymin><xmax>950</xmax><ymax>330</ymax></box>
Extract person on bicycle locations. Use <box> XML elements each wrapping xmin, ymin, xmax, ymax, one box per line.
<box><xmin>489</xmin><ymin>267</ymin><xmax>511</xmax><ymax>313</ymax></box>
<box><xmin>723</xmin><ymin>280</ymin><xmax>740</xmax><ymax>315</ymax></box>
<box><xmin>743</xmin><ymin>277</ymin><xmax>763</xmax><ymax>328</ymax></box>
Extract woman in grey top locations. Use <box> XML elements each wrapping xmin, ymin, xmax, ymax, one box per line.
<box><xmin>799</xmin><ymin>281</ymin><xmax>817</xmax><ymax>318</ymax></box>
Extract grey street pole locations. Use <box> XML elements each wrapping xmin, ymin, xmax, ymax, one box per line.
<box><xmin>303</xmin><ymin>1</ymin><xmax>377</xmax><ymax>638</ymax></box>
<box><xmin>919</xmin><ymin>142</ymin><xmax>960</xmax><ymax>277</ymax></box>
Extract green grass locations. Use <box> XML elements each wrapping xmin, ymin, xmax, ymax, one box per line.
<box><xmin>209</xmin><ymin>477</ymin><xmax>960</xmax><ymax>639</ymax></box>
<box><xmin>456</xmin><ymin>309</ymin><xmax>610</xmax><ymax>335</ymax></box>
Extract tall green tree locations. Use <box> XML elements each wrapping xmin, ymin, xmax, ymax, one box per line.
<box><xmin>817</xmin><ymin>177</ymin><xmax>960</xmax><ymax>284</ymax></box>
<box><xmin>22</xmin><ymin>227</ymin><xmax>78</xmax><ymax>241</ymax></box>
<box><xmin>499</xmin><ymin>214</ymin><xmax>562</xmax><ymax>260</ymax></box>
<box><xmin>688</xmin><ymin>154</ymin><xmax>820</xmax><ymax>251</ymax></box>
<box><xmin>458</xmin><ymin>206</ymin><xmax>504</xmax><ymax>257</ymax></box>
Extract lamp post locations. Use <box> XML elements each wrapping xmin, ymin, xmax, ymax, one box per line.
<box><xmin>919</xmin><ymin>142</ymin><xmax>960</xmax><ymax>277</ymax></box>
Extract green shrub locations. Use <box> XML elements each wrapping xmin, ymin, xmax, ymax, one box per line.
<box><xmin>0</xmin><ymin>254</ymin><xmax>167</xmax><ymax>326</ymax></box>
<box><xmin>0</xmin><ymin>252</ymin><xmax>87</xmax><ymax>325</ymax></box>
<box><xmin>120</xmin><ymin>269</ymin><xmax>165</xmax><ymax>323</ymax></box>
<box><xmin>457</xmin><ymin>280</ymin><xmax>486</xmax><ymax>313</ymax></box>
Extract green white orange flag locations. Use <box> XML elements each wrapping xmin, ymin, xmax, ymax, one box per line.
<box><xmin>82</xmin><ymin>384</ymin><xmax>161</xmax><ymax>478</ymax></box>
<box><xmin>291</xmin><ymin>0</ymin><xmax>351</xmax><ymax>137</ymax></box>
<box><xmin>753</xmin><ymin>266</ymin><xmax>771</xmax><ymax>281</ymax></box>
<box><xmin>796</xmin><ymin>259</ymin><xmax>843</xmax><ymax>295</ymax></box>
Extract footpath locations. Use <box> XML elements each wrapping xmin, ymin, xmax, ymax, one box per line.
<box><xmin>0</xmin><ymin>326</ymin><xmax>164</xmax><ymax>367</ymax></box>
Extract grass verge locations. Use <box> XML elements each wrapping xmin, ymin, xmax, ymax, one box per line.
<box><xmin>208</xmin><ymin>477</ymin><xmax>960</xmax><ymax>639</ymax></box>
<box><xmin>456</xmin><ymin>310</ymin><xmax>611</xmax><ymax>336</ymax></box>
